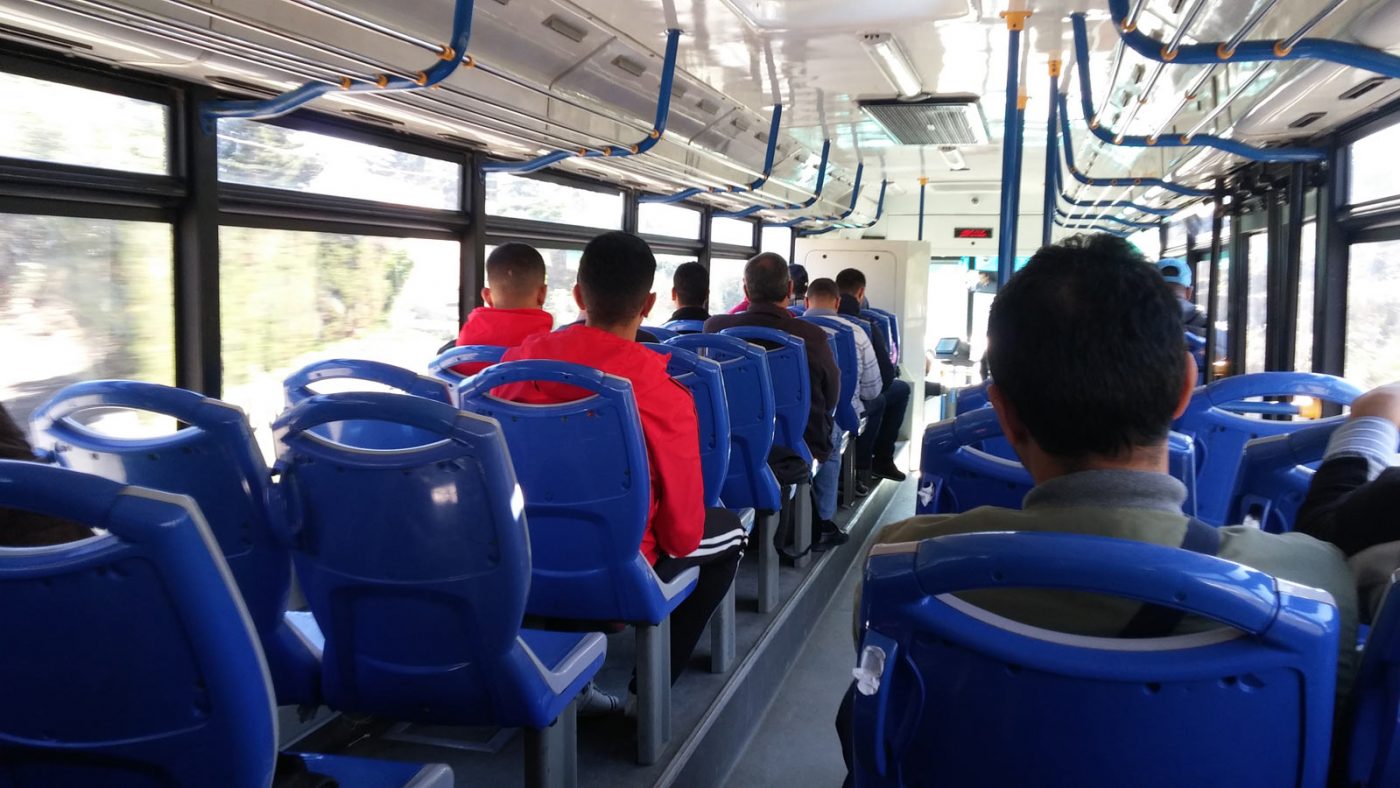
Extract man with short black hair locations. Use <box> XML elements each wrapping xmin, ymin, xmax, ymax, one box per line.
<box><xmin>835</xmin><ymin>268</ymin><xmax>910</xmax><ymax>484</ymax></box>
<box><xmin>668</xmin><ymin>261</ymin><xmax>709</xmax><ymax>323</ymax></box>
<box><xmin>451</xmin><ymin>243</ymin><xmax>553</xmax><ymax>375</ymax></box>
<box><xmin>496</xmin><ymin>231</ymin><xmax>746</xmax><ymax>709</ymax></box>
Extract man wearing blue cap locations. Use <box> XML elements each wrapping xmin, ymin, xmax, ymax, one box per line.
<box><xmin>1157</xmin><ymin>258</ymin><xmax>1209</xmax><ymax>337</ymax></box>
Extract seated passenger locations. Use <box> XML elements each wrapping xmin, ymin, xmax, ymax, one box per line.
<box><xmin>496</xmin><ymin>231</ymin><xmax>747</xmax><ymax>701</ymax></box>
<box><xmin>1296</xmin><ymin>381</ymin><xmax>1400</xmax><ymax>620</ymax></box>
<box><xmin>668</xmin><ymin>261</ymin><xmax>709</xmax><ymax>324</ymax></box>
<box><xmin>0</xmin><ymin>403</ymin><xmax>92</xmax><ymax>546</ymax></box>
<box><xmin>835</xmin><ymin>268</ymin><xmax>910</xmax><ymax>484</ymax></box>
<box><xmin>452</xmin><ymin>243</ymin><xmax>552</xmax><ymax>375</ymax></box>
<box><xmin>840</xmin><ymin>235</ymin><xmax>1357</xmax><ymax>765</ymax></box>
<box><xmin>1158</xmin><ymin>257</ymin><xmax>1209</xmax><ymax>338</ymax></box>
<box><xmin>789</xmin><ymin>263</ymin><xmax>809</xmax><ymax>306</ymax></box>
<box><xmin>804</xmin><ymin>278</ymin><xmax>882</xmax><ymax>521</ymax></box>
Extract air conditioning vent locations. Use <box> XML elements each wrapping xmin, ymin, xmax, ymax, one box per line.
<box><xmin>611</xmin><ymin>56</ymin><xmax>646</xmax><ymax>78</ymax></box>
<box><xmin>439</xmin><ymin>133</ymin><xmax>477</xmax><ymax>146</ymax></box>
<box><xmin>1288</xmin><ymin>111</ymin><xmax>1326</xmax><ymax>129</ymax></box>
<box><xmin>859</xmin><ymin>96</ymin><xmax>990</xmax><ymax>146</ymax></box>
<box><xmin>208</xmin><ymin>76</ymin><xmax>279</xmax><ymax>98</ymax></box>
<box><xmin>543</xmin><ymin>14</ymin><xmax>587</xmax><ymax>43</ymax></box>
<box><xmin>697</xmin><ymin>98</ymin><xmax>721</xmax><ymax>115</ymax></box>
<box><xmin>342</xmin><ymin>109</ymin><xmax>404</xmax><ymax>127</ymax></box>
<box><xmin>1341</xmin><ymin>76</ymin><xmax>1388</xmax><ymax>100</ymax></box>
<box><xmin>0</xmin><ymin>23</ymin><xmax>91</xmax><ymax>52</ymax></box>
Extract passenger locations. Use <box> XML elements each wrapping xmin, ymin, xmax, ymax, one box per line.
<box><xmin>837</xmin><ymin>235</ymin><xmax>1357</xmax><ymax>778</ymax></box>
<box><xmin>1295</xmin><ymin>381</ymin><xmax>1400</xmax><ymax>620</ymax></box>
<box><xmin>566</xmin><ymin>308</ymin><xmax>659</xmax><ymax>343</ymax></box>
<box><xmin>0</xmin><ymin>403</ymin><xmax>93</xmax><ymax>547</ymax></box>
<box><xmin>703</xmin><ymin>253</ymin><xmax>846</xmax><ymax>550</ymax></box>
<box><xmin>804</xmin><ymin>278</ymin><xmax>882</xmax><ymax>521</ymax></box>
<box><xmin>495</xmin><ymin>231</ymin><xmax>747</xmax><ymax>706</ymax></box>
<box><xmin>1158</xmin><ymin>257</ymin><xmax>1209</xmax><ymax>337</ymax></box>
<box><xmin>668</xmin><ymin>261</ymin><xmax>710</xmax><ymax>323</ymax></box>
<box><xmin>789</xmin><ymin>263</ymin><xmax>810</xmax><ymax>305</ymax></box>
<box><xmin>451</xmin><ymin>243</ymin><xmax>552</xmax><ymax>375</ymax></box>
<box><xmin>834</xmin><ymin>268</ymin><xmax>911</xmax><ymax>484</ymax></box>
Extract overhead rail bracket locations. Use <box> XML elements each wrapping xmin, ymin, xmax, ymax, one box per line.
<box><xmin>769</xmin><ymin>163</ymin><xmax>863</xmax><ymax>229</ymax></box>
<box><xmin>642</xmin><ymin>105</ymin><xmax>784</xmax><ymax>204</ymax></box>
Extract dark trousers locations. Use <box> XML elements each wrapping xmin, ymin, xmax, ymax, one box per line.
<box><xmin>836</xmin><ymin>682</ymin><xmax>856</xmax><ymax>788</ymax></box>
<box><xmin>652</xmin><ymin>508</ymin><xmax>746</xmax><ymax>684</ymax></box>
<box><xmin>855</xmin><ymin>379</ymin><xmax>911</xmax><ymax>469</ymax></box>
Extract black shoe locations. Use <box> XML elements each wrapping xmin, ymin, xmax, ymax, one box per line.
<box><xmin>872</xmin><ymin>460</ymin><xmax>907</xmax><ymax>482</ymax></box>
<box><xmin>812</xmin><ymin>520</ymin><xmax>850</xmax><ymax>552</ymax></box>
<box><xmin>854</xmin><ymin>475</ymin><xmax>871</xmax><ymax>497</ymax></box>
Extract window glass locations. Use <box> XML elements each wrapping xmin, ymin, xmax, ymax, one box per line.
<box><xmin>220</xmin><ymin>228</ymin><xmax>459</xmax><ymax>457</ymax></box>
<box><xmin>925</xmin><ymin>262</ymin><xmax>975</xmax><ymax>393</ymax></box>
<box><xmin>1129</xmin><ymin>228</ymin><xmax>1161</xmax><ymax>261</ymax></box>
<box><xmin>652</xmin><ymin>253</ymin><xmax>696</xmax><ymax>319</ymax></box>
<box><xmin>711</xmin><ymin>217</ymin><xmax>755</xmax><ymax>248</ymax></box>
<box><xmin>638</xmin><ymin>203</ymin><xmax>701</xmax><ymax>239</ymax></box>
<box><xmin>1350</xmin><ymin>121</ymin><xmax>1400</xmax><ymax>205</ymax></box>
<box><xmin>1296</xmin><ymin>223</ymin><xmax>1316</xmax><ymax>373</ymax></box>
<box><xmin>709</xmin><ymin>257</ymin><xmax>750</xmax><ymax>315</ymax></box>
<box><xmin>1245</xmin><ymin>233</ymin><xmax>1269</xmax><ymax>374</ymax></box>
<box><xmin>1211</xmin><ymin>253</ymin><xmax>1231</xmax><ymax>375</ymax></box>
<box><xmin>485</xmin><ymin>173</ymin><xmax>622</xmax><ymax>228</ymax></box>
<box><xmin>761</xmin><ymin>226</ymin><xmax>793</xmax><ymax>259</ymax></box>
<box><xmin>0</xmin><ymin>214</ymin><xmax>174</xmax><ymax>425</ymax></box>
<box><xmin>217</xmin><ymin>119</ymin><xmax>459</xmax><ymax>210</ymax></box>
<box><xmin>1346</xmin><ymin>240</ymin><xmax>1400</xmax><ymax>389</ymax></box>
<box><xmin>0</xmin><ymin>71</ymin><xmax>167</xmax><ymax>174</ymax></box>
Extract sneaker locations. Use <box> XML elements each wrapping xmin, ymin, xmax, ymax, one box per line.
<box><xmin>577</xmin><ymin>682</ymin><xmax>623</xmax><ymax>717</ymax></box>
<box><xmin>872</xmin><ymin>460</ymin><xmax>907</xmax><ymax>483</ymax></box>
<box><xmin>812</xmin><ymin>520</ymin><xmax>850</xmax><ymax>552</ymax></box>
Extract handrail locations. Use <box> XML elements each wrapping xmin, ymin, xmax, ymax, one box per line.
<box><xmin>1070</xmin><ymin>14</ymin><xmax>1326</xmax><ymax>163</ymax></box>
<box><xmin>1042</xmin><ymin>60</ymin><xmax>1060</xmax><ymax>246</ymax></box>
<box><xmin>799</xmin><ymin>180</ymin><xmax>887</xmax><ymax>236</ymax></box>
<box><xmin>480</xmin><ymin>29</ymin><xmax>682</xmax><ymax>174</ymax></box>
<box><xmin>641</xmin><ymin>105</ymin><xmax>783</xmax><ymax>204</ymax></box>
<box><xmin>769</xmin><ymin>163</ymin><xmax>862</xmax><ymax>228</ymax></box>
<box><xmin>1053</xmin><ymin>216</ymin><xmax>1130</xmax><ymax>236</ymax></box>
<box><xmin>200</xmin><ymin>0</ymin><xmax>476</xmax><ymax>128</ymax></box>
<box><xmin>1053</xmin><ymin>206</ymin><xmax>1159</xmax><ymax>230</ymax></box>
<box><xmin>715</xmin><ymin>139</ymin><xmax>832</xmax><ymax>218</ymax></box>
<box><xmin>1057</xmin><ymin>93</ymin><xmax>1212</xmax><ymax>198</ymax></box>
<box><xmin>998</xmin><ymin>9</ymin><xmax>1031</xmax><ymax>285</ymax></box>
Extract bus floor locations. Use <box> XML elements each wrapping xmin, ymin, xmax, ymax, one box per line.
<box><xmin>287</xmin><ymin>474</ymin><xmax>915</xmax><ymax>787</ymax></box>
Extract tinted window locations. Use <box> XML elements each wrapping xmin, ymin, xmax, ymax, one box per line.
<box><xmin>485</xmin><ymin>173</ymin><xmax>622</xmax><ymax>229</ymax></box>
<box><xmin>0</xmin><ymin>71</ymin><xmax>167</xmax><ymax>174</ymax></box>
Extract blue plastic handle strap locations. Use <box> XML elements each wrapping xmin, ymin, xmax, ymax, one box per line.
<box><xmin>772</xmin><ymin>162</ymin><xmax>863</xmax><ymax>228</ymax></box>
<box><xmin>30</xmin><ymin>380</ymin><xmax>239</xmax><ymax>440</ymax></box>
<box><xmin>429</xmin><ymin>345</ymin><xmax>507</xmax><ymax>374</ymax></box>
<box><xmin>739</xmin><ymin>139</ymin><xmax>831</xmax><ymax>217</ymax></box>
<box><xmin>665</xmin><ymin>332</ymin><xmax>759</xmax><ymax>363</ymax></box>
<box><xmin>481</xmin><ymin>29</ymin><xmax>682</xmax><ymax>174</ymax></box>
<box><xmin>457</xmin><ymin>358</ymin><xmax>631</xmax><ymax>406</ymax></box>
<box><xmin>1057</xmin><ymin>93</ymin><xmax>1212</xmax><ymax>198</ymax></box>
<box><xmin>1106</xmin><ymin>0</ymin><xmax>1400</xmax><ymax>79</ymax></box>
<box><xmin>273</xmin><ymin>391</ymin><xmax>484</xmax><ymax>444</ymax></box>
<box><xmin>201</xmin><ymin>0</ymin><xmax>476</xmax><ymax>129</ymax></box>
<box><xmin>1070</xmin><ymin>14</ymin><xmax>1326</xmax><ymax>163</ymax></box>
<box><xmin>1201</xmin><ymin>371</ymin><xmax>1361</xmax><ymax>410</ymax></box>
<box><xmin>643</xmin><ymin>105</ymin><xmax>783</xmax><ymax>205</ymax></box>
<box><xmin>285</xmin><ymin>359</ymin><xmax>451</xmax><ymax>404</ymax></box>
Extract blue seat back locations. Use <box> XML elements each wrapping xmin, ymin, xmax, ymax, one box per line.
<box><xmin>0</xmin><ymin>461</ymin><xmax>277</xmax><ymax>786</ymax></box>
<box><xmin>954</xmin><ymin>379</ymin><xmax>991</xmax><ymax>415</ymax></box>
<box><xmin>787</xmin><ymin>304</ymin><xmax>806</xmax><ymax>316</ymax></box>
<box><xmin>428</xmin><ymin>345</ymin><xmax>507</xmax><ymax>389</ymax></box>
<box><xmin>668</xmin><ymin>334</ymin><xmax>781</xmax><ymax>512</ymax></box>
<box><xmin>720</xmin><ymin>326</ymin><xmax>813</xmax><ymax>467</ymax></box>
<box><xmin>28</xmin><ymin>380</ymin><xmax>318</xmax><ymax>704</ymax></box>
<box><xmin>663</xmin><ymin>319</ymin><xmax>706</xmax><ymax>335</ymax></box>
<box><xmin>854</xmin><ymin>532</ymin><xmax>1339</xmax><ymax>788</ymax></box>
<box><xmin>457</xmin><ymin>361</ymin><xmax>672</xmax><ymax>623</ymax></box>
<box><xmin>286</xmin><ymin>358</ymin><xmax>454</xmax><ymax>449</ymax></box>
<box><xmin>1174</xmin><ymin>372</ymin><xmax>1360</xmax><ymax>524</ymax></box>
<box><xmin>1185</xmin><ymin>332</ymin><xmax>1207</xmax><ymax>377</ymax></box>
<box><xmin>859</xmin><ymin>309</ymin><xmax>892</xmax><ymax>358</ymax></box>
<box><xmin>867</xmin><ymin>306</ymin><xmax>899</xmax><ymax>363</ymax></box>
<box><xmin>804</xmin><ymin>315</ymin><xmax>861</xmax><ymax>434</ymax></box>
<box><xmin>644</xmin><ymin>343</ymin><xmax>730</xmax><ymax>508</ymax></box>
<box><xmin>273</xmin><ymin>393</ymin><xmax>555</xmax><ymax>726</ymax></box>
<box><xmin>1228</xmin><ymin>421</ymin><xmax>1341</xmax><ymax>534</ymax></box>
<box><xmin>642</xmin><ymin>325</ymin><xmax>679</xmax><ymax>341</ymax></box>
<box><xmin>918</xmin><ymin>407</ymin><xmax>1198</xmax><ymax>517</ymax></box>
<box><xmin>1350</xmin><ymin>575</ymin><xmax>1400</xmax><ymax>787</ymax></box>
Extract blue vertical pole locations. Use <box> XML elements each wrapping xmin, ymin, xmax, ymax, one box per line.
<box><xmin>918</xmin><ymin>177</ymin><xmax>927</xmax><ymax>241</ymax></box>
<box><xmin>997</xmin><ymin>10</ymin><xmax>1031</xmax><ymax>285</ymax></box>
<box><xmin>1042</xmin><ymin>59</ymin><xmax>1060</xmax><ymax>248</ymax></box>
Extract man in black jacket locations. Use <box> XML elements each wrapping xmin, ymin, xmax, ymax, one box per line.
<box><xmin>0</xmin><ymin>403</ymin><xmax>92</xmax><ymax>546</ymax></box>
<box><xmin>835</xmin><ymin>268</ymin><xmax>909</xmax><ymax>483</ymax></box>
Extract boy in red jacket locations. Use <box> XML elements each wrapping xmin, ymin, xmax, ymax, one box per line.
<box><xmin>496</xmin><ymin>231</ymin><xmax>746</xmax><ymax>702</ymax></box>
<box><xmin>452</xmin><ymin>243</ymin><xmax>553</xmax><ymax>375</ymax></box>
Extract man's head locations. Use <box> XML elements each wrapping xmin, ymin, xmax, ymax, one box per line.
<box><xmin>789</xmin><ymin>264</ymin><xmax>810</xmax><ymax>302</ymax></box>
<box><xmin>1158</xmin><ymin>257</ymin><xmax>1192</xmax><ymax>300</ymax></box>
<box><xmin>743</xmin><ymin>252</ymin><xmax>792</xmax><ymax>305</ymax></box>
<box><xmin>574</xmin><ymin>231</ymin><xmax>657</xmax><ymax>331</ymax></box>
<box><xmin>482</xmin><ymin>243</ymin><xmax>548</xmax><ymax>309</ymax></box>
<box><xmin>671</xmin><ymin>261</ymin><xmax>707</xmax><ymax>309</ymax></box>
<box><xmin>987</xmin><ymin>234</ymin><xmax>1196</xmax><ymax>480</ymax></box>
<box><xmin>805</xmin><ymin>277</ymin><xmax>840</xmax><ymax>311</ymax></box>
<box><xmin>835</xmin><ymin>268</ymin><xmax>866</xmax><ymax>302</ymax></box>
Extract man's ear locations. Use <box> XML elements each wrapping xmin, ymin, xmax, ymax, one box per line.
<box><xmin>742</xmin><ymin>283</ymin><xmax>751</xmax><ymax>301</ymax></box>
<box><xmin>857</xmin><ymin>286</ymin><xmax>866</xmax><ymax>302</ymax></box>
<box><xmin>671</xmin><ymin>287</ymin><xmax>680</xmax><ymax>306</ymax></box>
<box><xmin>641</xmin><ymin>291</ymin><xmax>657</xmax><ymax>319</ymax></box>
<box><xmin>988</xmin><ymin>383</ymin><xmax>1030</xmax><ymax>447</ymax></box>
<box><xmin>572</xmin><ymin>283</ymin><xmax>586</xmax><ymax>312</ymax></box>
<box><xmin>1173</xmin><ymin>351</ymin><xmax>1199</xmax><ymax>419</ymax></box>
<box><xmin>535</xmin><ymin>284</ymin><xmax>548</xmax><ymax>308</ymax></box>
<box><xmin>785</xmin><ymin>280</ymin><xmax>794</xmax><ymax>300</ymax></box>
<box><xmin>481</xmin><ymin>287</ymin><xmax>493</xmax><ymax>308</ymax></box>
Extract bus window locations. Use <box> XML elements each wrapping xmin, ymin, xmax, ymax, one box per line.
<box><xmin>652</xmin><ymin>253</ymin><xmax>694</xmax><ymax>306</ymax></box>
<box><xmin>220</xmin><ymin>228</ymin><xmax>458</xmax><ymax>457</ymax></box>
<box><xmin>0</xmin><ymin>214</ymin><xmax>174</xmax><ymax>426</ymax></box>
<box><xmin>711</xmin><ymin>217</ymin><xmax>756</xmax><ymax>248</ymax></box>
<box><xmin>485</xmin><ymin>173</ymin><xmax>622</xmax><ymax>229</ymax></box>
<box><xmin>761</xmin><ymin>226</ymin><xmax>793</xmax><ymax>259</ymax></box>
<box><xmin>638</xmin><ymin>203</ymin><xmax>701</xmax><ymax>240</ymax></box>
<box><xmin>1296</xmin><ymin>223</ymin><xmax>1317</xmax><ymax>372</ymax></box>
<box><xmin>709</xmin><ymin>257</ymin><xmax>749</xmax><ymax>314</ymax></box>
<box><xmin>0</xmin><ymin>70</ymin><xmax>167</xmax><ymax>175</ymax></box>
<box><xmin>1346</xmin><ymin>239</ymin><xmax>1400</xmax><ymax>388</ymax></box>
<box><xmin>1245</xmin><ymin>233</ymin><xmax>1269</xmax><ymax>374</ymax></box>
<box><xmin>1350</xmin><ymin>122</ymin><xmax>1400</xmax><ymax>206</ymax></box>
<box><xmin>1129</xmin><ymin>228</ymin><xmax>1161</xmax><ymax>261</ymax></box>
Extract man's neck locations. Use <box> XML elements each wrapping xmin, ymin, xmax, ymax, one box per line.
<box><xmin>584</xmin><ymin>318</ymin><xmax>643</xmax><ymax>341</ymax></box>
<box><xmin>1024</xmin><ymin>445</ymin><xmax>1170</xmax><ymax>485</ymax></box>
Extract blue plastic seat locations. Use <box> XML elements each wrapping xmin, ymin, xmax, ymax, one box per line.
<box><xmin>803</xmin><ymin>315</ymin><xmax>861</xmax><ymax>436</ymax></box>
<box><xmin>865</xmin><ymin>306</ymin><xmax>899</xmax><ymax>363</ymax></box>
<box><xmin>917</xmin><ymin>406</ymin><xmax>1199</xmax><ymax>517</ymax></box>
<box><xmin>285</xmin><ymin>358</ymin><xmax>455</xmax><ymax>449</ymax></box>
<box><xmin>29</xmin><ymin>380</ymin><xmax>320</xmax><ymax>705</ymax></box>
<box><xmin>642</xmin><ymin>325</ymin><xmax>679</xmax><ymax>341</ymax></box>
<box><xmin>1186</xmin><ymin>332</ymin><xmax>1207</xmax><ymax>377</ymax></box>
<box><xmin>456</xmin><ymin>361</ymin><xmax>698</xmax><ymax>764</ymax></box>
<box><xmin>854</xmin><ymin>531</ymin><xmax>1339</xmax><ymax>787</ymax></box>
<box><xmin>718</xmin><ymin>326</ymin><xmax>814</xmax><ymax>467</ymax></box>
<box><xmin>859</xmin><ymin>309</ymin><xmax>891</xmax><ymax>355</ymax></box>
<box><xmin>788</xmin><ymin>304</ymin><xmax>806</xmax><ymax>316</ymax></box>
<box><xmin>1227</xmin><ymin>421</ymin><xmax>1340</xmax><ymax>533</ymax></box>
<box><xmin>1174</xmin><ymin>372</ymin><xmax>1360</xmax><ymax>525</ymax></box>
<box><xmin>1349</xmin><ymin>575</ymin><xmax>1400</xmax><ymax>787</ymax></box>
<box><xmin>663</xmin><ymin>319</ymin><xmax>707</xmax><ymax>334</ymax></box>
<box><xmin>427</xmin><ymin>343</ymin><xmax>507</xmax><ymax>388</ymax></box>
<box><xmin>954</xmin><ymin>379</ymin><xmax>991</xmax><ymax>415</ymax></box>
<box><xmin>274</xmin><ymin>392</ymin><xmax>604</xmax><ymax>786</ymax></box>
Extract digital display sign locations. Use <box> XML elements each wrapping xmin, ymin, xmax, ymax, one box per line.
<box><xmin>954</xmin><ymin>227</ymin><xmax>994</xmax><ymax>239</ymax></box>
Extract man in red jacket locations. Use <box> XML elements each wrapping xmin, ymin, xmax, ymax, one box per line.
<box><xmin>496</xmin><ymin>231</ymin><xmax>746</xmax><ymax>701</ymax></box>
<box><xmin>452</xmin><ymin>243</ymin><xmax>554</xmax><ymax>375</ymax></box>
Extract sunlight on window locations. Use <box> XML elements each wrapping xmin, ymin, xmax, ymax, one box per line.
<box><xmin>1296</xmin><ymin>223</ymin><xmax>1316</xmax><ymax>372</ymax></box>
<box><xmin>1350</xmin><ymin>122</ymin><xmax>1400</xmax><ymax>205</ymax></box>
<box><xmin>711</xmin><ymin>217</ymin><xmax>755</xmax><ymax>247</ymax></box>
<box><xmin>638</xmin><ymin>203</ymin><xmax>701</xmax><ymax>239</ymax></box>
<box><xmin>1346</xmin><ymin>240</ymin><xmax>1400</xmax><ymax>389</ymax></box>
<box><xmin>485</xmin><ymin>173</ymin><xmax>622</xmax><ymax>228</ymax></box>
<box><xmin>761</xmin><ymin>226</ymin><xmax>792</xmax><ymax>259</ymax></box>
<box><xmin>0</xmin><ymin>70</ymin><xmax>167</xmax><ymax>174</ymax></box>
<box><xmin>652</xmin><ymin>253</ymin><xmax>695</xmax><ymax>318</ymax></box>
<box><xmin>486</xmin><ymin>245</ymin><xmax>581</xmax><ymax>328</ymax></box>
<box><xmin>1245</xmin><ymin>233</ymin><xmax>1268</xmax><ymax>374</ymax></box>
<box><xmin>708</xmin><ymin>257</ymin><xmax>750</xmax><ymax>315</ymax></box>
